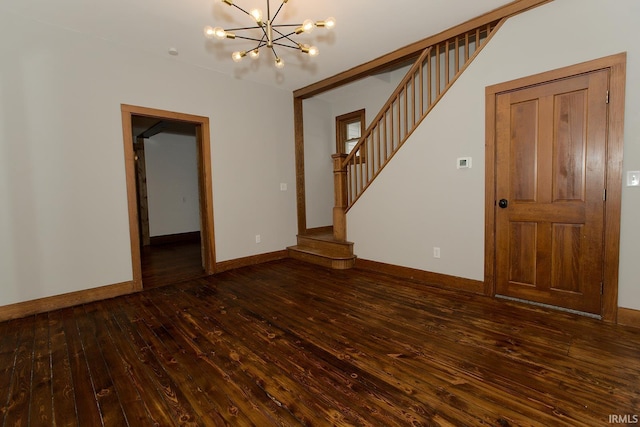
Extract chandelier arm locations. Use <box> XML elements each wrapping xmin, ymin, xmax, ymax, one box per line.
<box><xmin>271</xmin><ymin>28</ymin><xmax>296</xmax><ymax>38</ymax></box>
<box><xmin>252</xmin><ymin>39</ymin><xmax>269</xmax><ymax>48</ymax></box>
<box><xmin>270</xmin><ymin>45</ymin><xmax>280</xmax><ymax>60</ymax></box>
<box><xmin>271</xmin><ymin>28</ymin><xmax>300</xmax><ymax>46</ymax></box>
<box><xmin>271</xmin><ymin>41</ymin><xmax>304</xmax><ymax>50</ymax></box>
<box><xmin>234</xmin><ymin>35</ymin><xmax>271</xmax><ymax>43</ymax></box>
<box><xmin>249</xmin><ymin>34</ymin><xmax>268</xmax><ymax>51</ymax></box>
<box><xmin>271</xmin><ymin>1</ymin><xmax>287</xmax><ymax>22</ymax></box>
<box><xmin>229</xmin><ymin>3</ymin><xmax>253</xmax><ymax>18</ymax></box>
<box><xmin>258</xmin><ymin>21</ymin><xmax>269</xmax><ymax>40</ymax></box>
<box><xmin>223</xmin><ymin>25</ymin><xmax>263</xmax><ymax>32</ymax></box>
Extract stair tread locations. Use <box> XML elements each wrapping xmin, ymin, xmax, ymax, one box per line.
<box><xmin>298</xmin><ymin>233</ymin><xmax>354</xmax><ymax>245</ymax></box>
<box><xmin>288</xmin><ymin>245</ymin><xmax>356</xmax><ymax>260</ymax></box>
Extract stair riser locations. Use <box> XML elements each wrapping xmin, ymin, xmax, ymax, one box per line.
<box><xmin>288</xmin><ymin>249</ymin><xmax>356</xmax><ymax>270</ymax></box>
<box><xmin>296</xmin><ymin>236</ymin><xmax>353</xmax><ymax>257</ymax></box>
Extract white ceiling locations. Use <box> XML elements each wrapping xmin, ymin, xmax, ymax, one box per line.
<box><xmin>2</xmin><ymin>0</ymin><xmax>516</xmax><ymax>92</ymax></box>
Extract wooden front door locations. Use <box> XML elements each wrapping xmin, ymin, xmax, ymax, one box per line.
<box><xmin>494</xmin><ymin>69</ymin><xmax>609</xmax><ymax>315</ymax></box>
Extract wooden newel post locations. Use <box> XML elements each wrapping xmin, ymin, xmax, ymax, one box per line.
<box><xmin>332</xmin><ymin>154</ymin><xmax>348</xmax><ymax>241</ymax></box>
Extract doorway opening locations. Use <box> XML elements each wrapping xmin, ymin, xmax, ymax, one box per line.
<box><xmin>121</xmin><ymin>105</ymin><xmax>216</xmax><ymax>290</ymax></box>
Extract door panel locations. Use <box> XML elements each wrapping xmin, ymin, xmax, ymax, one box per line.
<box><xmin>553</xmin><ymin>91</ymin><xmax>587</xmax><ymax>202</ymax></box>
<box><xmin>495</xmin><ymin>70</ymin><xmax>608</xmax><ymax>314</ymax></box>
<box><xmin>510</xmin><ymin>100</ymin><xmax>538</xmax><ymax>202</ymax></box>
<box><xmin>551</xmin><ymin>223</ymin><xmax>582</xmax><ymax>293</ymax></box>
<box><xmin>508</xmin><ymin>222</ymin><xmax>537</xmax><ymax>286</ymax></box>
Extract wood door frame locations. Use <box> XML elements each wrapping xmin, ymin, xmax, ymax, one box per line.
<box><xmin>121</xmin><ymin>104</ymin><xmax>216</xmax><ymax>291</ymax></box>
<box><xmin>484</xmin><ymin>53</ymin><xmax>626</xmax><ymax>322</ymax></box>
<box><xmin>133</xmin><ymin>136</ymin><xmax>151</xmax><ymax>246</ymax></box>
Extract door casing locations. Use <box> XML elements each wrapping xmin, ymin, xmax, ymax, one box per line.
<box><xmin>484</xmin><ymin>53</ymin><xmax>626</xmax><ymax>322</ymax></box>
<box><xmin>121</xmin><ymin>104</ymin><xmax>216</xmax><ymax>290</ymax></box>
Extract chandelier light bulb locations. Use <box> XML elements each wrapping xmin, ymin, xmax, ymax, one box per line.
<box><xmin>232</xmin><ymin>51</ymin><xmax>246</xmax><ymax>62</ymax></box>
<box><xmin>250</xmin><ymin>8</ymin><xmax>263</xmax><ymax>24</ymax></box>
<box><xmin>323</xmin><ymin>17</ymin><xmax>336</xmax><ymax>29</ymax></box>
<box><xmin>302</xmin><ymin>19</ymin><xmax>315</xmax><ymax>33</ymax></box>
<box><xmin>249</xmin><ymin>49</ymin><xmax>260</xmax><ymax>59</ymax></box>
<box><xmin>204</xmin><ymin>26</ymin><xmax>216</xmax><ymax>39</ymax></box>
<box><xmin>308</xmin><ymin>46</ymin><xmax>319</xmax><ymax>57</ymax></box>
<box><xmin>213</xmin><ymin>27</ymin><xmax>227</xmax><ymax>39</ymax></box>
<box><xmin>275</xmin><ymin>58</ymin><xmax>285</xmax><ymax>69</ymax></box>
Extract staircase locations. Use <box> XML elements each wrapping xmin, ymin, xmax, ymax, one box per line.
<box><xmin>339</xmin><ymin>21</ymin><xmax>501</xmax><ymax>211</ymax></box>
<box><xmin>287</xmin><ymin>229</ymin><xmax>356</xmax><ymax>270</ymax></box>
<box><xmin>291</xmin><ymin>20</ymin><xmax>503</xmax><ymax>269</ymax></box>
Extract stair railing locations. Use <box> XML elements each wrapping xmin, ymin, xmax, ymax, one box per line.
<box><xmin>332</xmin><ymin>20</ymin><xmax>502</xmax><ymax>241</ymax></box>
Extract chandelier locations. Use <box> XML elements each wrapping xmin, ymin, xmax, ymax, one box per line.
<box><xmin>204</xmin><ymin>0</ymin><xmax>336</xmax><ymax>69</ymax></box>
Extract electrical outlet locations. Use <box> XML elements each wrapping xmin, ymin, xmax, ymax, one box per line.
<box><xmin>255</xmin><ymin>234</ymin><xmax>261</xmax><ymax>244</ymax></box>
<box><xmin>628</xmin><ymin>171</ymin><xmax>640</xmax><ymax>187</ymax></box>
<box><xmin>280</xmin><ymin>183</ymin><xmax>288</xmax><ymax>191</ymax></box>
<box><xmin>433</xmin><ymin>247</ymin><xmax>441</xmax><ymax>259</ymax></box>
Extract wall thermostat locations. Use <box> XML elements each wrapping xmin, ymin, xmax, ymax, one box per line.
<box><xmin>457</xmin><ymin>157</ymin><xmax>472</xmax><ymax>169</ymax></box>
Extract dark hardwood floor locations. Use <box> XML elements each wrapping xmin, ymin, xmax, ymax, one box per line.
<box><xmin>1</xmin><ymin>259</ymin><xmax>639</xmax><ymax>426</ymax></box>
<box><xmin>141</xmin><ymin>240</ymin><xmax>206</xmax><ymax>289</ymax></box>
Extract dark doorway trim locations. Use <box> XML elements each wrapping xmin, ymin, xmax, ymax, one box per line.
<box><xmin>121</xmin><ymin>104</ymin><xmax>216</xmax><ymax>290</ymax></box>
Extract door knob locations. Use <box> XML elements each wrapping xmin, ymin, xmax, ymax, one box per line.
<box><xmin>498</xmin><ymin>199</ymin><xmax>508</xmax><ymax>209</ymax></box>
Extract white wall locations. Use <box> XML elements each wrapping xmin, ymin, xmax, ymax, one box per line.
<box><xmin>144</xmin><ymin>133</ymin><xmax>200</xmax><ymax>237</ymax></box>
<box><xmin>0</xmin><ymin>9</ymin><xmax>297</xmax><ymax>306</ymax></box>
<box><xmin>347</xmin><ymin>0</ymin><xmax>640</xmax><ymax>311</ymax></box>
<box><xmin>303</xmin><ymin>97</ymin><xmax>334</xmax><ymax>229</ymax></box>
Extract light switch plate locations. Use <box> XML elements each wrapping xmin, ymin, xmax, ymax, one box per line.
<box><xmin>628</xmin><ymin>171</ymin><xmax>640</xmax><ymax>187</ymax></box>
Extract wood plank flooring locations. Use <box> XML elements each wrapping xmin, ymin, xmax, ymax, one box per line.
<box><xmin>1</xmin><ymin>258</ymin><xmax>638</xmax><ymax>426</ymax></box>
<box><xmin>141</xmin><ymin>240</ymin><xmax>205</xmax><ymax>289</ymax></box>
